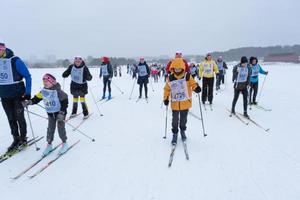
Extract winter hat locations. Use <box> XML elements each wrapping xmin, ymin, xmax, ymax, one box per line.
<box><xmin>74</xmin><ymin>55</ymin><xmax>83</xmax><ymax>61</ymax></box>
<box><xmin>102</xmin><ymin>56</ymin><xmax>109</xmax><ymax>63</ymax></box>
<box><xmin>0</xmin><ymin>38</ymin><xmax>6</xmax><ymax>50</ymax></box>
<box><xmin>170</xmin><ymin>58</ymin><xmax>185</xmax><ymax>71</ymax></box>
<box><xmin>140</xmin><ymin>57</ymin><xmax>144</xmax><ymax>61</ymax></box>
<box><xmin>43</xmin><ymin>73</ymin><xmax>57</xmax><ymax>85</ymax></box>
<box><xmin>241</xmin><ymin>56</ymin><xmax>248</xmax><ymax>64</ymax></box>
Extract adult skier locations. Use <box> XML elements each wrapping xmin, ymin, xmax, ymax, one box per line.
<box><xmin>0</xmin><ymin>40</ymin><xmax>32</xmax><ymax>152</ymax></box>
<box><xmin>231</xmin><ymin>56</ymin><xmax>251</xmax><ymax>118</ymax></box>
<box><xmin>137</xmin><ymin>57</ymin><xmax>150</xmax><ymax>99</ymax></box>
<box><xmin>249</xmin><ymin>57</ymin><xmax>268</xmax><ymax>105</ymax></box>
<box><xmin>198</xmin><ymin>53</ymin><xmax>219</xmax><ymax>104</ymax></box>
<box><xmin>99</xmin><ymin>56</ymin><xmax>113</xmax><ymax>100</ymax></box>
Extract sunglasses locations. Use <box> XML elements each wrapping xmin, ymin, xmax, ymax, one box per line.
<box><xmin>74</xmin><ymin>57</ymin><xmax>82</xmax><ymax>60</ymax></box>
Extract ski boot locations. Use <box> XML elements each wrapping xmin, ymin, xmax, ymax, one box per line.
<box><xmin>18</xmin><ymin>134</ymin><xmax>28</xmax><ymax>149</ymax></box>
<box><xmin>82</xmin><ymin>102</ymin><xmax>89</xmax><ymax>119</ymax></box>
<box><xmin>42</xmin><ymin>143</ymin><xmax>53</xmax><ymax>157</ymax></box>
<box><xmin>180</xmin><ymin>131</ymin><xmax>187</xmax><ymax>142</ymax></box>
<box><xmin>231</xmin><ymin>109</ymin><xmax>236</xmax><ymax>115</ymax></box>
<box><xmin>7</xmin><ymin>136</ymin><xmax>20</xmax><ymax>153</ymax></box>
<box><xmin>243</xmin><ymin>111</ymin><xmax>250</xmax><ymax>119</ymax></box>
<box><xmin>101</xmin><ymin>94</ymin><xmax>106</xmax><ymax>100</ymax></box>
<box><xmin>58</xmin><ymin>143</ymin><xmax>69</xmax><ymax>155</ymax></box>
<box><xmin>108</xmin><ymin>93</ymin><xmax>112</xmax><ymax>100</ymax></box>
<box><xmin>171</xmin><ymin>133</ymin><xmax>178</xmax><ymax>145</ymax></box>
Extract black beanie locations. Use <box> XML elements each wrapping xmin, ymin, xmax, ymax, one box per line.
<box><xmin>241</xmin><ymin>56</ymin><xmax>248</xmax><ymax>64</ymax></box>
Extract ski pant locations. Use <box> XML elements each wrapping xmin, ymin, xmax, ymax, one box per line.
<box><xmin>216</xmin><ymin>70</ymin><xmax>225</xmax><ymax>88</ymax></box>
<box><xmin>72</xmin><ymin>96</ymin><xmax>88</xmax><ymax>116</ymax></box>
<box><xmin>202</xmin><ymin>77</ymin><xmax>214</xmax><ymax>103</ymax></box>
<box><xmin>231</xmin><ymin>88</ymin><xmax>248</xmax><ymax>112</ymax></box>
<box><xmin>249</xmin><ymin>82</ymin><xmax>258</xmax><ymax>103</ymax></box>
<box><xmin>172</xmin><ymin>110</ymin><xmax>188</xmax><ymax>134</ymax></box>
<box><xmin>47</xmin><ymin>113</ymin><xmax>67</xmax><ymax>144</ymax></box>
<box><xmin>103</xmin><ymin>77</ymin><xmax>111</xmax><ymax>95</ymax></box>
<box><xmin>1</xmin><ymin>97</ymin><xmax>27</xmax><ymax>140</ymax></box>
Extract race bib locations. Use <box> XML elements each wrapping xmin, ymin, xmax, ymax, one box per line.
<box><xmin>237</xmin><ymin>67</ymin><xmax>248</xmax><ymax>83</ymax></box>
<box><xmin>41</xmin><ymin>89</ymin><xmax>61</xmax><ymax>113</ymax></box>
<box><xmin>101</xmin><ymin>65</ymin><xmax>109</xmax><ymax>76</ymax></box>
<box><xmin>0</xmin><ymin>58</ymin><xmax>14</xmax><ymax>85</ymax></box>
<box><xmin>138</xmin><ymin>65</ymin><xmax>148</xmax><ymax>77</ymax></box>
<box><xmin>169</xmin><ymin>77</ymin><xmax>189</xmax><ymax>102</ymax></box>
<box><xmin>203</xmin><ymin>64</ymin><xmax>213</xmax><ymax>75</ymax></box>
<box><xmin>71</xmin><ymin>66</ymin><xmax>84</xmax><ymax>84</ymax></box>
<box><xmin>251</xmin><ymin>65</ymin><xmax>259</xmax><ymax>77</ymax></box>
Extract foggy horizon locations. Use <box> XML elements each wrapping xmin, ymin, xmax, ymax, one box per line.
<box><xmin>2</xmin><ymin>0</ymin><xmax>300</xmax><ymax>60</ymax></box>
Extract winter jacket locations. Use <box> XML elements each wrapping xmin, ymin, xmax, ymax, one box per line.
<box><xmin>137</xmin><ymin>62</ymin><xmax>150</xmax><ymax>84</ymax></box>
<box><xmin>62</xmin><ymin>63</ymin><xmax>92</xmax><ymax>96</ymax></box>
<box><xmin>249</xmin><ymin>64</ymin><xmax>267</xmax><ymax>83</ymax></box>
<box><xmin>31</xmin><ymin>83</ymin><xmax>68</xmax><ymax>114</ymax></box>
<box><xmin>199</xmin><ymin>59</ymin><xmax>219</xmax><ymax>78</ymax></box>
<box><xmin>0</xmin><ymin>48</ymin><xmax>32</xmax><ymax>98</ymax></box>
<box><xmin>232</xmin><ymin>63</ymin><xmax>251</xmax><ymax>90</ymax></box>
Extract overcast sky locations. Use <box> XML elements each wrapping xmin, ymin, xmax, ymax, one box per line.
<box><xmin>2</xmin><ymin>0</ymin><xmax>300</xmax><ymax>60</ymax></box>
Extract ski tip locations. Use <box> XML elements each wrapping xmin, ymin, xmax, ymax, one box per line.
<box><xmin>92</xmin><ymin>139</ymin><xmax>96</xmax><ymax>142</ymax></box>
<box><xmin>265</xmin><ymin>128</ymin><xmax>270</xmax><ymax>132</ymax></box>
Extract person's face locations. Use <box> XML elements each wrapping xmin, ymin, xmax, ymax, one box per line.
<box><xmin>0</xmin><ymin>49</ymin><xmax>5</xmax><ymax>57</ymax></box>
<box><xmin>43</xmin><ymin>79</ymin><xmax>53</xmax><ymax>88</ymax></box>
<box><xmin>251</xmin><ymin>60</ymin><xmax>257</xmax><ymax>65</ymax></box>
<box><xmin>140</xmin><ymin>59</ymin><xmax>144</xmax><ymax>63</ymax></box>
<box><xmin>207</xmin><ymin>55</ymin><xmax>212</xmax><ymax>60</ymax></box>
<box><xmin>241</xmin><ymin>63</ymin><xmax>247</xmax><ymax>67</ymax></box>
<box><xmin>74</xmin><ymin>57</ymin><xmax>82</xmax><ymax>66</ymax></box>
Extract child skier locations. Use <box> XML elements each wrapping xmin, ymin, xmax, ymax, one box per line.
<box><xmin>249</xmin><ymin>57</ymin><xmax>268</xmax><ymax>105</ymax></box>
<box><xmin>216</xmin><ymin>56</ymin><xmax>228</xmax><ymax>90</ymax></box>
<box><xmin>23</xmin><ymin>74</ymin><xmax>69</xmax><ymax>156</ymax></box>
<box><xmin>62</xmin><ymin>56</ymin><xmax>92</xmax><ymax>118</ymax></box>
<box><xmin>163</xmin><ymin>58</ymin><xmax>201</xmax><ymax>145</ymax></box>
<box><xmin>231</xmin><ymin>56</ymin><xmax>251</xmax><ymax>118</ymax></box>
<box><xmin>99</xmin><ymin>56</ymin><xmax>113</xmax><ymax>100</ymax></box>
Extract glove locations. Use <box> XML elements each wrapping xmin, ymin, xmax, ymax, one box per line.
<box><xmin>266</xmin><ymin>71</ymin><xmax>269</xmax><ymax>75</ymax></box>
<box><xmin>194</xmin><ymin>85</ymin><xmax>201</xmax><ymax>93</ymax></box>
<box><xmin>57</xmin><ymin>111</ymin><xmax>66</xmax><ymax>122</ymax></box>
<box><xmin>109</xmin><ymin>78</ymin><xmax>112</xmax><ymax>81</ymax></box>
<box><xmin>22</xmin><ymin>100</ymin><xmax>32</xmax><ymax>108</ymax></box>
<box><xmin>22</xmin><ymin>93</ymin><xmax>31</xmax><ymax>101</ymax></box>
<box><xmin>164</xmin><ymin>99</ymin><xmax>169</xmax><ymax>106</ymax></box>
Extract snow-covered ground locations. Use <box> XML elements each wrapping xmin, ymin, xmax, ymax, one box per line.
<box><xmin>0</xmin><ymin>63</ymin><xmax>300</xmax><ymax>200</ymax></box>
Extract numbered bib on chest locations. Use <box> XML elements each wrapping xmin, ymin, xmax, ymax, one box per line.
<box><xmin>71</xmin><ymin>66</ymin><xmax>84</xmax><ymax>84</ymax></box>
<box><xmin>41</xmin><ymin>89</ymin><xmax>61</xmax><ymax>113</ymax></box>
<box><xmin>217</xmin><ymin>62</ymin><xmax>224</xmax><ymax>70</ymax></box>
<box><xmin>191</xmin><ymin>67</ymin><xmax>197</xmax><ymax>75</ymax></box>
<box><xmin>169</xmin><ymin>78</ymin><xmax>189</xmax><ymax>102</ymax></box>
<box><xmin>138</xmin><ymin>65</ymin><xmax>148</xmax><ymax>77</ymax></box>
<box><xmin>101</xmin><ymin>65</ymin><xmax>109</xmax><ymax>76</ymax></box>
<box><xmin>0</xmin><ymin>58</ymin><xmax>15</xmax><ymax>85</ymax></box>
<box><xmin>237</xmin><ymin>67</ymin><xmax>248</xmax><ymax>83</ymax></box>
<box><xmin>203</xmin><ymin>64</ymin><xmax>213</xmax><ymax>75</ymax></box>
<box><xmin>251</xmin><ymin>65</ymin><xmax>259</xmax><ymax>77</ymax></box>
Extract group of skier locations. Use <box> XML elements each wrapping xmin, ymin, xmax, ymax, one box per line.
<box><xmin>0</xmin><ymin>39</ymin><xmax>269</xmax><ymax>159</ymax></box>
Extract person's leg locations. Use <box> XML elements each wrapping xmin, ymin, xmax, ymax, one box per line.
<box><xmin>208</xmin><ymin>77</ymin><xmax>214</xmax><ymax>104</ymax></box>
<box><xmin>80</xmin><ymin>95</ymin><xmax>89</xmax><ymax>116</ymax></box>
<box><xmin>253</xmin><ymin>82</ymin><xmax>259</xmax><ymax>104</ymax></box>
<box><xmin>14</xmin><ymin>98</ymin><xmax>27</xmax><ymax>142</ymax></box>
<box><xmin>71</xmin><ymin>95</ymin><xmax>78</xmax><ymax>115</ymax></box>
<box><xmin>139</xmin><ymin>84</ymin><xmax>143</xmax><ymax>98</ymax></box>
<box><xmin>46</xmin><ymin>115</ymin><xmax>56</xmax><ymax>144</ymax></box>
<box><xmin>144</xmin><ymin>81</ymin><xmax>148</xmax><ymax>98</ymax></box>
<box><xmin>231</xmin><ymin>89</ymin><xmax>240</xmax><ymax>114</ymax></box>
<box><xmin>102</xmin><ymin>78</ymin><xmax>108</xmax><ymax>99</ymax></box>
<box><xmin>202</xmin><ymin>78</ymin><xmax>208</xmax><ymax>104</ymax></box>
<box><xmin>57</xmin><ymin>120</ymin><xmax>67</xmax><ymax>143</ymax></box>
<box><xmin>249</xmin><ymin>83</ymin><xmax>254</xmax><ymax>104</ymax></box>
<box><xmin>179</xmin><ymin>110</ymin><xmax>188</xmax><ymax>141</ymax></box>
<box><xmin>171</xmin><ymin>110</ymin><xmax>179</xmax><ymax>144</ymax></box>
<box><xmin>242</xmin><ymin>89</ymin><xmax>248</xmax><ymax>115</ymax></box>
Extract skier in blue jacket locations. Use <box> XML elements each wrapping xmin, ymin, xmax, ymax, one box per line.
<box><xmin>249</xmin><ymin>57</ymin><xmax>268</xmax><ymax>105</ymax></box>
<box><xmin>0</xmin><ymin>40</ymin><xmax>32</xmax><ymax>152</ymax></box>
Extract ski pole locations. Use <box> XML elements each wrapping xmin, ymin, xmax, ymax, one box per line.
<box><xmin>129</xmin><ymin>79</ymin><xmax>136</xmax><ymax>100</ymax></box>
<box><xmin>149</xmin><ymin>77</ymin><xmax>154</xmax><ymax>92</ymax></box>
<box><xmin>64</xmin><ymin>121</ymin><xmax>95</xmax><ymax>142</ymax></box>
<box><xmin>198</xmin><ymin>95</ymin><xmax>207</xmax><ymax>137</ymax></box>
<box><xmin>27</xmin><ymin>110</ymin><xmax>48</xmax><ymax>120</ymax></box>
<box><xmin>111</xmin><ymin>80</ymin><xmax>124</xmax><ymax>94</ymax></box>
<box><xmin>257</xmin><ymin>74</ymin><xmax>268</xmax><ymax>103</ymax></box>
<box><xmin>163</xmin><ymin>105</ymin><xmax>168</xmax><ymax>139</ymax></box>
<box><xmin>89</xmin><ymin>88</ymin><xmax>104</xmax><ymax>117</ymax></box>
<box><xmin>25</xmin><ymin>107</ymin><xmax>40</xmax><ymax>151</ymax></box>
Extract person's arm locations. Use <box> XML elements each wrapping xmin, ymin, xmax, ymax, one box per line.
<box><xmin>198</xmin><ymin>63</ymin><xmax>204</xmax><ymax>78</ymax></box>
<box><xmin>259</xmin><ymin>65</ymin><xmax>268</xmax><ymax>75</ymax></box>
<box><xmin>232</xmin><ymin>65</ymin><xmax>238</xmax><ymax>82</ymax></box>
<box><xmin>223</xmin><ymin>62</ymin><xmax>228</xmax><ymax>69</ymax></box>
<box><xmin>108</xmin><ymin>63</ymin><xmax>113</xmax><ymax>79</ymax></box>
<box><xmin>213</xmin><ymin>61</ymin><xmax>219</xmax><ymax>74</ymax></box>
<box><xmin>15</xmin><ymin>58</ymin><xmax>32</xmax><ymax>95</ymax></box>
<box><xmin>62</xmin><ymin>65</ymin><xmax>72</xmax><ymax>78</ymax></box>
<box><xmin>146</xmin><ymin>64</ymin><xmax>150</xmax><ymax>76</ymax></box>
<box><xmin>84</xmin><ymin>66</ymin><xmax>93</xmax><ymax>81</ymax></box>
<box><xmin>31</xmin><ymin>92</ymin><xmax>43</xmax><ymax>104</ymax></box>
